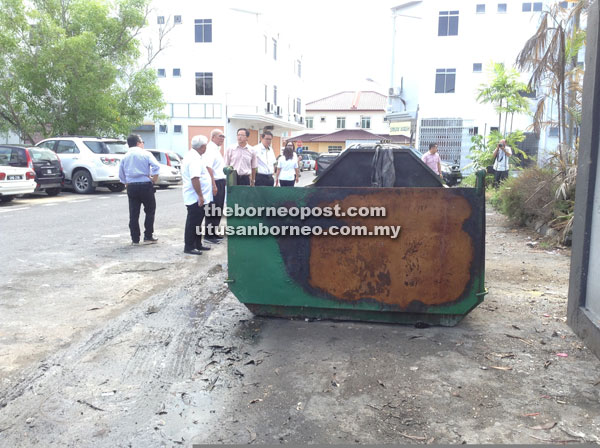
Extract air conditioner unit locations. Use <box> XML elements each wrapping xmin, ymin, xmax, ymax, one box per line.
<box><xmin>276</xmin><ymin>106</ymin><xmax>281</xmax><ymax>116</ymax></box>
<box><xmin>293</xmin><ymin>113</ymin><xmax>298</xmax><ymax>122</ymax></box>
<box><xmin>355</xmin><ymin>122</ymin><xmax>361</xmax><ymax>128</ymax></box>
<box><xmin>388</xmin><ymin>87</ymin><xmax>395</xmax><ymax>96</ymax></box>
<box><xmin>266</xmin><ymin>102</ymin><xmax>273</xmax><ymax>113</ymax></box>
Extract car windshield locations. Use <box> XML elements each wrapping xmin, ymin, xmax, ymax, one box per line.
<box><xmin>0</xmin><ymin>147</ymin><xmax>27</xmax><ymax>167</ymax></box>
<box><xmin>168</xmin><ymin>152</ymin><xmax>181</xmax><ymax>163</ymax></box>
<box><xmin>29</xmin><ymin>148</ymin><xmax>58</xmax><ymax>162</ymax></box>
<box><xmin>104</xmin><ymin>141</ymin><xmax>128</xmax><ymax>154</ymax></box>
<box><xmin>84</xmin><ymin>141</ymin><xmax>110</xmax><ymax>154</ymax></box>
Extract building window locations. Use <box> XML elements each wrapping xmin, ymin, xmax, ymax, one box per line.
<box><xmin>336</xmin><ymin>117</ymin><xmax>346</xmax><ymax>129</ymax></box>
<box><xmin>497</xmin><ymin>3</ymin><xmax>507</xmax><ymax>13</ymax></box>
<box><xmin>306</xmin><ymin>117</ymin><xmax>314</xmax><ymax>129</ymax></box>
<box><xmin>320</xmin><ymin>116</ymin><xmax>326</xmax><ymax>123</ymax></box>
<box><xmin>174</xmin><ymin>125</ymin><xmax>182</xmax><ymax>133</ymax></box>
<box><xmin>173</xmin><ymin>68</ymin><xmax>181</xmax><ymax>77</ymax></box>
<box><xmin>195</xmin><ymin>72</ymin><xmax>213</xmax><ymax>95</ymax></box>
<box><xmin>273</xmin><ymin>38</ymin><xmax>277</xmax><ymax>60</ymax></box>
<box><xmin>533</xmin><ymin>2</ymin><xmax>542</xmax><ymax>11</ymax></box>
<box><xmin>548</xmin><ymin>127</ymin><xmax>559</xmax><ymax>137</ymax></box>
<box><xmin>473</xmin><ymin>63</ymin><xmax>482</xmax><ymax>72</ymax></box>
<box><xmin>476</xmin><ymin>4</ymin><xmax>485</xmax><ymax>13</ymax></box>
<box><xmin>522</xmin><ymin>2</ymin><xmax>532</xmax><ymax>11</ymax></box>
<box><xmin>174</xmin><ymin>15</ymin><xmax>182</xmax><ymax>24</ymax></box>
<box><xmin>159</xmin><ymin>125</ymin><xmax>168</xmax><ymax>133</ymax></box>
<box><xmin>559</xmin><ymin>1</ymin><xmax>568</xmax><ymax>7</ymax></box>
<box><xmin>157</xmin><ymin>68</ymin><xmax>166</xmax><ymax>78</ymax></box>
<box><xmin>273</xmin><ymin>86</ymin><xmax>278</xmax><ymax>105</ymax></box>
<box><xmin>194</xmin><ymin>19</ymin><xmax>212</xmax><ymax>43</ymax></box>
<box><xmin>157</xmin><ymin>16</ymin><xmax>165</xmax><ymax>25</ymax></box>
<box><xmin>361</xmin><ymin>116</ymin><xmax>371</xmax><ymax>129</ymax></box>
<box><xmin>438</xmin><ymin>11</ymin><xmax>459</xmax><ymax>36</ymax></box>
<box><xmin>328</xmin><ymin>145</ymin><xmax>343</xmax><ymax>153</ymax></box>
<box><xmin>264</xmin><ymin>85</ymin><xmax>268</xmax><ymax>102</ymax></box>
<box><xmin>435</xmin><ymin>68</ymin><xmax>456</xmax><ymax>93</ymax></box>
<box><xmin>296</xmin><ymin>98</ymin><xmax>301</xmax><ymax>114</ymax></box>
<box><xmin>296</xmin><ymin>60</ymin><xmax>302</xmax><ymax>77</ymax></box>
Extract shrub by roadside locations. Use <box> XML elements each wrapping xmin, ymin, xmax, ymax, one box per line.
<box><xmin>489</xmin><ymin>167</ymin><xmax>572</xmax><ymax>243</ymax></box>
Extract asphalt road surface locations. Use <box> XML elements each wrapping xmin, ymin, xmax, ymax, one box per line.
<box><xmin>1</xmin><ymin>177</ymin><xmax>600</xmax><ymax>446</ymax></box>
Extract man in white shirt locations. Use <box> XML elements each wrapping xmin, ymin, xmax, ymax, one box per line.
<box><xmin>493</xmin><ymin>138</ymin><xmax>513</xmax><ymax>188</ymax></box>
<box><xmin>254</xmin><ymin>130</ymin><xmax>277</xmax><ymax>186</ymax></box>
<box><xmin>182</xmin><ymin>135</ymin><xmax>214</xmax><ymax>255</ymax></box>
<box><xmin>204</xmin><ymin>129</ymin><xmax>227</xmax><ymax>242</ymax></box>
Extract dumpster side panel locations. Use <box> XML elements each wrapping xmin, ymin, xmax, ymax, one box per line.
<box><xmin>226</xmin><ymin>186</ymin><xmax>485</xmax><ymax>325</ymax></box>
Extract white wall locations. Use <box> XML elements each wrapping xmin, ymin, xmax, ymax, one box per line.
<box><xmin>305</xmin><ymin>110</ymin><xmax>388</xmax><ymax>134</ymax></box>
<box><xmin>391</xmin><ymin>0</ymin><xmax>563</xmax><ymax>166</ymax></box>
<box><xmin>142</xmin><ymin>1</ymin><xmax>305</xmax><ymax>151</ymax></box>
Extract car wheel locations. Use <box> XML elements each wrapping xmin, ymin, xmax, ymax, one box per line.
<box><xmin>0</xmin><ymin>196</ymin><xmax>14</xmax><ymax>203</ymax></box>
<box><xmin>46</xmin><ymin>188</ymin><xmax>62</xmax><ymax>196</ymax></box>
<box><xmin>72</xmin><ymin>170</ymin><xmax>95</xmax><ymax>194</ymax></box>
<box><xmin>107</xmin><ymin>183</ymin><xmax>125</xmax><ymax>192</ymax></box>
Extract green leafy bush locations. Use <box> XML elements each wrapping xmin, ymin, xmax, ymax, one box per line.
<box><xmin>490</xmin><ymin>168</ymin><xmax>560</xmax><ymax>226</ymax></box>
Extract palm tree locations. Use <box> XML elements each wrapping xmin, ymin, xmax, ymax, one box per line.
<box><xmin>515</xmin><ymin>0</ymin><xmax>588</xmax><ymax>164</ymax></box>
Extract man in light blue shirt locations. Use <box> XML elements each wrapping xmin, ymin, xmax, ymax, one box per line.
<box><xmin>119</xmin><ymin>134</ymin><xmax>161</xmax><ymax>245</ymax></box>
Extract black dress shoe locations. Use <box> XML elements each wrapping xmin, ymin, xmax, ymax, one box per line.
<box><xmin>204</xmin><ymin>236</ymin><xmax>221</xmax><ymax>244</ymax></box>
<box><xmin>183</xmin><ymin>249</ymin><xmax>203</xmax><ymax>255</ymax></box>
<box><xmin>197</xmin><ymin>245</ymin><xmax>211</xmax><ymax>251</ymax></box>
<box><xmin>144</xmin><ymin>235</ymin><xmax>159</xmax><ymax>243</ymax></box>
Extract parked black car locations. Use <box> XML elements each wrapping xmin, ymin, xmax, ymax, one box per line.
<box><xmin>314</xmin><ymin>153</ymin><xmax>340</xmax><ymax>176</ymax></box>
<box><xmin>0</xmin><ymin>145</ymin><xmax>65</xmax><ymax>196</ymax></box>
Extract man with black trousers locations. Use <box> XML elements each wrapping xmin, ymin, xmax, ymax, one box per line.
<box><xmin>119</xmin><ymin>134</ymin><xmax>161</xmax><ymax>245</ymax></box>
<box><xmin>204</xmin><ymin>129</ymin><xmax>227</xmax><ymax>243</ymax></box>
<box><xmin>182</xmin><ymin>135</ymin><xmax>213</xmax><ymax>255</ymax></box>
<box><xmin>254</xmin><ymin>130</ymin><xmax>277</xmax><ymax>186</ymax></box>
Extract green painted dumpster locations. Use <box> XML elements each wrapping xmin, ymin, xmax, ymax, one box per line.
<box><xmin>225</xmin><ymin>146</ymin><xmax>486</xmax><ymax>326</ymax></box>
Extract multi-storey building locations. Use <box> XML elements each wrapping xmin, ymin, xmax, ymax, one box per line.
<box><xmin>139</xmin><ymin>2</ymin><xmax>305</xmax><ymax>156</ymax></box>
<box><xmin>387</xmin><ymin>0</ymin><xmax>572</xmax><ymax>168</ymax></box>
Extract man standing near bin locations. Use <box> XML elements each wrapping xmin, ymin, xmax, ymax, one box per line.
<box><xmin>225</xmin><ymin>128</ymin><xmax>257</xmax><ymax>186</ymax></box>
<box><xmin>204</xmin><ymin>129</ymin><xmax>226</xmax><ymax>242</ymax></box>
<box><xmin>254</xmin><ymin>130</ymin><xmax>277</xmax><ymax>186</ymax></box>
<box><xmin>119</xmin><ymin>134</ymin><xmax>161</xmax><ymax>245</ymax></box>
<box><xmin>182</xmin><ymin>135</ymin><xmax>213</xmax><ymax>255</ymax></box>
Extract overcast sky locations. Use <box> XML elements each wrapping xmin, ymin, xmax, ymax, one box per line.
<box><xmin>252</xmin><ymin>0</ymin><xmax>398</xmax><ymax>102</ymax></box>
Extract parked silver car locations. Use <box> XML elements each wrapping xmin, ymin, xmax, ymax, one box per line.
<box><xmin>148</xmin><ymin>149</ymin><xmax>182</xmax><ymax>188</ymax></box>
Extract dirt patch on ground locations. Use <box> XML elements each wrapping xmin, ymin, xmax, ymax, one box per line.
<box><xmin>1</xmin><ymin>209</ymin><xmax>599</xmax><ymax>445</ymax></box>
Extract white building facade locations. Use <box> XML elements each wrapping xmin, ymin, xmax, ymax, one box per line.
<box><xmin>141</xmin><ymin>1</ymin><xmax>306</xmax><ymax>155</ymax></box>
<box><xmin>303</xmin><ymin>91</ymin><xmax>390</xmax><ymax>135</ymax></box>
<box><xmin>388</xmin><ymin>0</ymin><xmax>569</xmax><ymax>168</ymax></box>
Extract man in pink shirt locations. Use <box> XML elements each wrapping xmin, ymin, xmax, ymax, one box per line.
<box><xmin>421</xmin><ymin>143</ymin><xmax>443</xmax><ymax>180</ymax></box>
<box><xmin>225</xmin><ymin>128</ymin><xmax>257</xmax><ymax>186</ymax></box>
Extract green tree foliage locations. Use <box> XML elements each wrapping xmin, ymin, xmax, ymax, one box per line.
<box><xmin>476</xmin><ymin>62</ymin><xmax>531</xmax><ymax>135</ymax></box>
<box><xmin>0</xmin><ymin>0</ymin><xmax>166</xmax><ymax>142</ymax></box>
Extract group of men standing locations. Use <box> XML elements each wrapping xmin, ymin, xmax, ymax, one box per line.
<box><xmin>119</xmin><ymin>127</ymin><xmax>292</xmax><ymax>255</ymax></box>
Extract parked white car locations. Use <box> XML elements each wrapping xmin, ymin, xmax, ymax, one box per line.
<box><xmin>148</xmin><ymin>149</ymin><xmax>182</xmax><ymax>188</ymax></box>
<box><xmin>36</xmin><ymin>137</ymin><xmax>128</xmax><ymax>194</ymax></box>
<box><xmin>0</xmin><ymin>152</ymin><xmax>36</xmax><ymax>202</ymax></box>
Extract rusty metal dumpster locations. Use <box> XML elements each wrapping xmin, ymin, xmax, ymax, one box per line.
<box><xmin>225</xmin><ymin>145</ymin><xmax>486</xmax><ymax>326</ymax></box>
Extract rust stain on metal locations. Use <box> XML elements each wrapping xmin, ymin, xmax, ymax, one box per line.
<box><xmin>308</xmin><ymin>190</ymin><xmax>474</xmax><ymax>307</ymax></box>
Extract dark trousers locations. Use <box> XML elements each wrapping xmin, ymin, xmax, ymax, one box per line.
<box><xmin>494</xmin><ymin>170</ymin><xmax>509</xmax><ymax>188</ymax></box>
<box><xmin>127</xmin><ymin>182</ymin><xmax>155</xmax><ymax>242</ymax></box>
<box><xmin>237</xmin><ymin>174</ymin><xmax>250</xmax><ymax>185</ymax></box>
<box><xmin>255</xmin><ymin>173</ymin><xmax>274</xmax><ymax>186</ymax></box>
<box><xmin>205</xmin><ymin>178</ymin><xmax>226</xmax><ymax>237</ymax></box>
<box><xmin>185</xmin><ymin>202</ymin><xmax>205</xmax><ymax>251</ymax></box>
<box><xmin>280</xmin><ymin>179</ymin><xmax>295</xmax><ymax>187</ymax></box>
